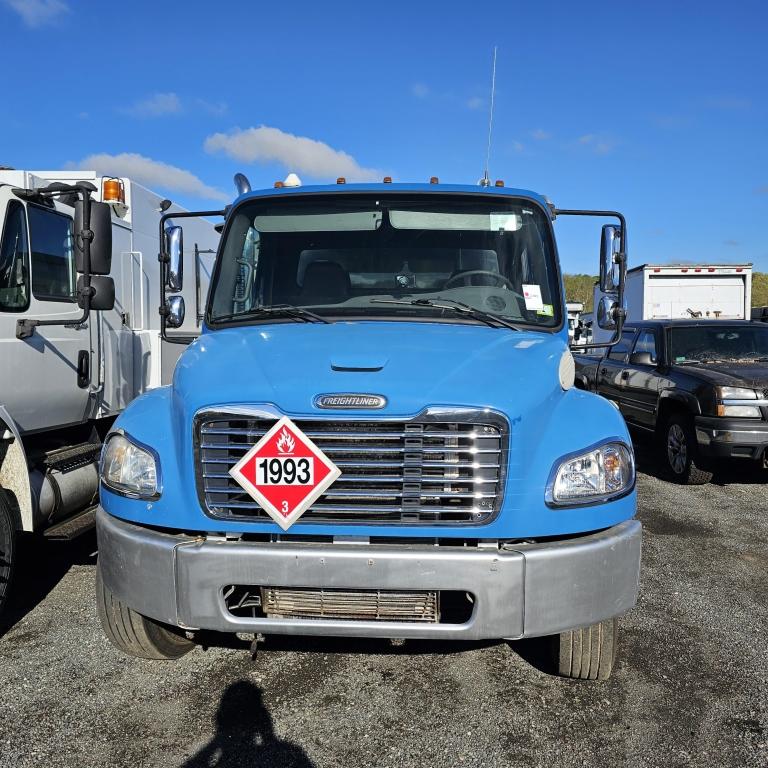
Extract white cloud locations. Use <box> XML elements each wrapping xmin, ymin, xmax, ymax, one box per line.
<box><xmin>123</xmin><ymin>92</ymin><xmax>182</xmax><ymax>118</ymax></box>
<box><xmin>204</xmin><ymin>125</ymin><xmax>381</xmax><ymax>182</ymax></box>
<box><xmin>196</xmin><ymin>98</ymin><xmax>228</xmax><ymax>116</ymax></box>
<box><xmin>531</xmin><ymin>129</ymin><xmax>552</xmax><ymax>141</ymax></box>
<box><xmin>68</xmin><ymin>153</ymin><xmax>228</xmax><ymax>202</ymax></box>
<box><xmin>411</xmin><ymin>83</ymin><xmax>429</xmax><ymax>98</ymax></box>
<box><xmin>467</xmin><ymin>96</ymin><xmax>484</xmax><ymax>110</ymax></box>
<box><xmin>577</xmin><ymin>133</ymin><xmax>618</xmax><ymax>155</ymax></box>
<box><xmin>3</xmin><ymin>0</ymin><xmax>68</xmax><ymax>26</ymax></box>
<box><xmin>510</xmin><ymin>141</ymin><xmax>525</xmax><ymax>153</ymax></box>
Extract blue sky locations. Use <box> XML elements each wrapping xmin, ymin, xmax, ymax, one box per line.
<box><xmin>1</xmin><ymin>0</ymin><xmax>766</xmax><ymax>272</ymax></box>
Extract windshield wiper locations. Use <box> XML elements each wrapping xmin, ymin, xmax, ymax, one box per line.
<box><xmin>370</xmin><ymin>298</ymin><xmax>522</xmax><ymax>330</ymax></box>
<box><xmin>213</xmin><ymin>304</ymin><xmax>330</xmax><ymax>324</ymax></box>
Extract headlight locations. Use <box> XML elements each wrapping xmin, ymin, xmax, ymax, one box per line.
<box><xmin>714</xmin><ymin>386</ymin><xmax>762</xmax><ymax>418</ymax></box>
<box><xmin>101</xmin><ymin>433</ymin><xmax>160</xmax><ymax>498</ymax></box>
<box><xmin>546</xmin><ymin>441</ymin><xmax>634</xmax><ymax>506</ymax></box>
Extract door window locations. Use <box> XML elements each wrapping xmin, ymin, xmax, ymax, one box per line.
<box><xmin>633</xmin><ymin>330</ymin><xmax>658</xmax><ymax>363</ymax></box>
<box><xmin>0</xmin><ymin>201</ymin><xmax>30</xmax><ymax>311</ymax></box>
<box><xmin>28</xmin><ymin>205</ymin><xmax>76</xmax><ymax>302</ymax></box>
<box><xmin>607</xmin><ymin>328</ymin><xmax>636</xmax><ymax>361</ymax></box>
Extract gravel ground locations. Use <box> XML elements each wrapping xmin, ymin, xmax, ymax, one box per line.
<box><xmin>1</xmin><ymin>440</ymin><xmax>766</xmax><ymax>768</ymax></box>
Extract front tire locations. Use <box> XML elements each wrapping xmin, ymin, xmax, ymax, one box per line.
<box><xmin>96</xmin><ymin>564</ymin><xmax>194</xmax><ymax>660</ymax></box>
<box><xmin>664</xmin><ymin>413</ymin><xmax>713</xmax><ymax>485</ymax></box>
<box><xmin>0</xmin><ymin>492</ymin><xmax>17</xmax><ymax>618</ymax></box>
<box><xmin>554</xmin><ymin>618</ymin><xmax>618</xmax><ymax>680</ymax></box>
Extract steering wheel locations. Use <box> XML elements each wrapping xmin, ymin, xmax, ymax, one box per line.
<box><xmin>444</xmin><ymin>270</ymin><xmax>515</xmax><ymax>290</ymax></box>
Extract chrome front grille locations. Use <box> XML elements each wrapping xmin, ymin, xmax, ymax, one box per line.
<box><xmin>195</xmin><ymin>408</ymin><xmax>507</xmax><ymax>524</ymax></box>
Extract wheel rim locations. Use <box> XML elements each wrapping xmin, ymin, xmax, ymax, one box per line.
<box><xmin>667</xmin><ymin>423</ymin><xmax>688</xmax><ymax>475</ymax></box>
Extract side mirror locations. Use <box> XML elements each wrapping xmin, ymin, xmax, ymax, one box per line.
<box><xmin>165</xmin><ymin>225</ymin><xmax>184</xmax><ymax>292</ymax></box>
<box><xmin>75</xmin><ymin>200</ymin><xmax>112</xmax><ymax>275</ymax></box>
<box><xmin>597</xmin><ymin>295</ymin><xmax>620</xmax><ymax>330</ymax></box>
<box><xmin>599</xmin><ymin>224</ymin><xmax>621</xmax><ymax>293</ymax></box>
<box><xmin>165</xmin><ymin>295</ymin><xmax>185</xmax><ymax>328</ymax></box>
<box><xmin>77</xmin><ymin>275</ymin><xmax>115</xmax><ymax>311</ymax></box>
<box><xmin>629</xmin><ymin>351</ymin><xmax>654</xmax><ymax>366</ymax></box>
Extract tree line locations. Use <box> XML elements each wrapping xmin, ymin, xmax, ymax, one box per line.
<box><xmin>564</xmin><ymin>272</ymin><xmax>768</xmax><ymax>312</ymax></box>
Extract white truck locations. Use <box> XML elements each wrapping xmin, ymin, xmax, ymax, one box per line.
<box><xmin>592</xmin><ymin>263</ymin><xmax>753</xmax><ymax>343</ymax></box>
<box><xmin>0</xmin><ymin>169</ymin><xmax>220</xmax><ymax>617</ymax></box>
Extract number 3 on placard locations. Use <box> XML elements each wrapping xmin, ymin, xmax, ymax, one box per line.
<box><xmin>281</xmin><ymin>500</ymin><xmax>289</xmax><ymax>514</ymax></box>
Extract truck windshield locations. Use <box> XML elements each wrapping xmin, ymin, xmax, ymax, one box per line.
<box><xmin>209</xmin><ymin>194</ymin><xmax>561</xmax><ymax>329</ymax></box>
<box><xmin>670</xmin><ymin>325</ymin><xmax>768</xmax><ymax>363</ymax></box>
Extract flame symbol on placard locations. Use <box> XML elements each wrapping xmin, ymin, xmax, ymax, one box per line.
<box><xmin>276</xmin><ymin>427</ymin><xmax>295</xmax><ymax>454</ymax></box>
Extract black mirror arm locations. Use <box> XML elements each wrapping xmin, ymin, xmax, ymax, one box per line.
<box><xmin>554</xmin><ymin>208</ymin><xmax>627</xmax><ymax>351</ymax></box>
<box><xmin>158</xmin><ymin>208</ymin><xmax>225</xmax><ymax>345</ymax></box>
<box><xmin>15</xmin><ymin>184</ymin><xmax>95</xmax><ymax>340</ymax></box>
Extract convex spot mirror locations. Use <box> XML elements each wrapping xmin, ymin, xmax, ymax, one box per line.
<box><xmin>599</xmin><ymin>224</ymin><xmax>622</xmax><ymax>293</ymax></box>
<box><xmin>165</xmin><ymin>225</ymin><xmax>184</xmax><ymax>292</ymax></box>
<box><xmin>597</xmin><ymin>294</ymin><xmax>621</xmax><ymax>330</ymax></box>
<box><xmin>74</xmin><ymin>200</ymin><xmax>112</xmax><ymax>275</ymax></box>
<box><xmin>77</xmin><ymin>275</ymin><xmax>115</xmax><ymax>311</ymax></box>
<box><xmin>165</xmin><ymin>295</ymin><xmax>185</xmax><ymax>328</ymax></box>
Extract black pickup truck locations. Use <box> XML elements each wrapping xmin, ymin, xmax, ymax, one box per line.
<box><xmin>574</xmin><ymin>320</ymin><xmax>768</xmax><ymax>484</ymax></box>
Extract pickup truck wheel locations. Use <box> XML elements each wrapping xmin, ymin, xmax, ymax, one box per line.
<box><xmin>0</xmin><ymin>493</ymin><xmax>16</xmax><ymax>617</ymax></box>
<box><xmin>664</xmin><ymin>414</ymin><xmax>713</xmax><ymax>485</ymax></box>
<box><xmin>95</xmin><ymin>565</ymin><xmax>194</xmax><ymax>660</ymax></box>
<box><xmin>555</xmin><ymin>618</ymin><xmax>618</xmax><ymax>680</ymax></box>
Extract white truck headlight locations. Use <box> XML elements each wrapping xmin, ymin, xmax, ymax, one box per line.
<box><xmin>715</xmin><ymin>386</ymin><xmax>762</xmax><ymax>418</ymax></box>
<box><xmin>546</xmin><ymin>441</ymin><xmax>634</xmax><ymax>506</ymax></box>
<box><xmin>101</xmin><ymin>433</ymin><xmax>160</xmax><ymax>498</ymax></box>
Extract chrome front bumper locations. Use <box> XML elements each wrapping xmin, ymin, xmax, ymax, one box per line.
<box><xmin>96</xmin><ymin>508</ymin><xmax>642</xmax><ymax>641</ymax></box>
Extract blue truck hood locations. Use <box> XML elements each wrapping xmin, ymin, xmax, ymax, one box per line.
<box><xmin>107</xmin><ymin>320</ymin><xmax>635</xmax><ymax>538</ymax></box>
<box><xmin>174</xmin><ymin>321</ymin><xmax>566</xmax><ymax>416</ymax></box>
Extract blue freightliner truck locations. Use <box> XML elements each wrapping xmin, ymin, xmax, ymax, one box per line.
<box><xmin>96</xmin><ymin>177</ymin><xmax>641</xmax><ymax>679</ymax></box>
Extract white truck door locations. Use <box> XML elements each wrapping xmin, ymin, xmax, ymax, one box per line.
<box><xmin>0</xmin><ymin>198</ymin><xmax>92</xmax><ymax>432</ymax></box>
<box><xmin>96</xmin><ymin>223</ymin><xmax>135</xmax><ymax>415</ymax></box>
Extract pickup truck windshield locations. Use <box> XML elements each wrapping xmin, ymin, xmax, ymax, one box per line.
<box><xmin>670</xmin><ymin>325</ymin><xmax>768</xmax><ymax>363</ymax></box>
<box><xmin>209</xmin><ymin>194</ymin><xmax>561</xmax><ymax>329</ymax></box>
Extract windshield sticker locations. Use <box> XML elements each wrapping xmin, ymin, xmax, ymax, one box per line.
<box><xmin>522</xmin><ymin>284</ymin><xmax>544</xmax><ymax>311</ymax></box>
<box><xmin>537</xmin><ymin>303</ymin><xmax>555</xmax><ymax>317</ymax></box>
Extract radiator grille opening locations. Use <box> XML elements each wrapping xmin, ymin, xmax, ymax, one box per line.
<box><xmin>195</xmin><ymin>410</ymin><xmax>507</xmax><ymax>525</ymax></box>
<box><xmin>223</xmin><ymin>585</ymin><xmax>474</xmax><ymax>624</ymax></box>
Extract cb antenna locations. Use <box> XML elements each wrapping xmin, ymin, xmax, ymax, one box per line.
<box><xmin>480</xmin><ymin>46</ymin><xmax>498</xmax><ymax>188</ymax></box>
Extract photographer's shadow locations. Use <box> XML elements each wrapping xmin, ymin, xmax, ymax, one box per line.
<box><xmin>182</xmin><ymin>680</ymin><xmax>315</xmax><ymax>768</ymax></box>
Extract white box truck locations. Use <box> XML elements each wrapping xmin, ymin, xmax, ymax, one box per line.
<box><xmin>0</xmin><ymin>169</ymin><xmax>221</xmax><ymax>618</ymax></box>
<box><xmin>592</xmin><ymin>263</ymin><xmax>752</xmax><ymax>342</ymax></box>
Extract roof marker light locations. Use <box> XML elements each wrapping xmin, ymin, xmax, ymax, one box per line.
<box><xmin>430</xmin><ymin>176</ymin><xmax>439</xmax><ymax>184</ymax></box>
<box><xmin>274</xmin><ymin>181</ymin><xmax>284</xmax><ymax>188</ymax></box>
<box><xmin>383</xmin><ymin>176</ymin><xmax>392</xmax><ymax>183</ymax></box>
<box><xmin>494</xmin><ymin>179</ymin><xmax>504</xmax><ymax>187</ymax></box>
<box><xmin>336</xmin><ymin>177</ymin><xmax>346</xmax><ymax>184</ymax></box>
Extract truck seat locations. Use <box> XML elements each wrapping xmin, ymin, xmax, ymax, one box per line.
<box><xmin>300</xmin><ymin>261</ymin><xmax>351</xmax><ymax>304</ymax></box>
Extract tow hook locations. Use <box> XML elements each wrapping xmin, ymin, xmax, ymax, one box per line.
<box><xmin>250</xmin><ymin>632</ymin><xmax>265</xmax><ymax>659</ymax></box>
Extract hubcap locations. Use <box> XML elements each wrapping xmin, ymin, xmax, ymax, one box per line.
<box><xmin>667</xmin><ymin>423</ymin><xmax>688</xmax><ymax>475</ymax></box>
